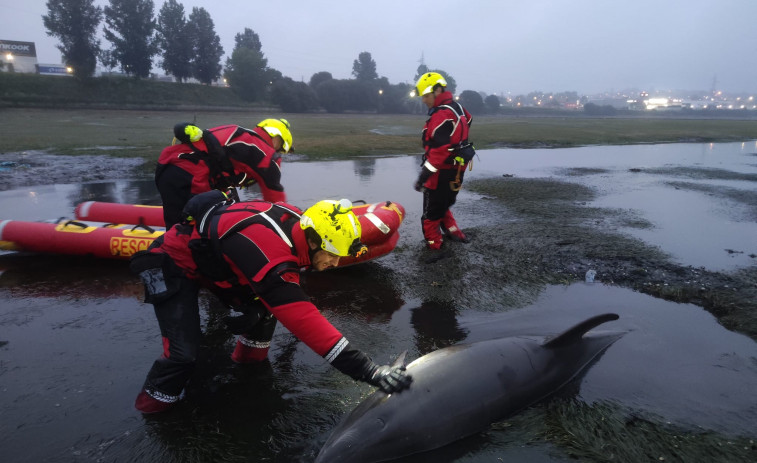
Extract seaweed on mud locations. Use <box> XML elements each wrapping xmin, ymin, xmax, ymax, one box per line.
<box><xmin>539</xmin><ymin>399</ymin><xmax>756</xmax><ymax>463</ymax></box>
<box><xmin>384</xmin><ymin>175</ymin><xmax>757</xmax><ymax>342</ymax></box>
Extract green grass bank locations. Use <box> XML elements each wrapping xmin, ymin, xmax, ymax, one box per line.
<box><xmin>2</xmin><ymin>72</ymin><xmax>757</xmax><ymax>159</ymax></box>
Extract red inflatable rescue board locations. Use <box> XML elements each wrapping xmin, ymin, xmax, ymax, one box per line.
<box><xmin>75</xmin><ymin>201</ymin><xmax>165</xmax><ymax>227</ymax></box>
<box><xmin>2</xmin><ymin>200</ymin><xmax>405</xmax><ymax>266</ymax></box>
<box><xmin>0</xmin><ymin>219</ymin><xmax>164</xmax><ymax>260</ymax></box>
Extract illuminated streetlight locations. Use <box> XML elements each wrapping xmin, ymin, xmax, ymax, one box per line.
<box><xmin>378</xmin><ymin>89</ymin><xmax>383</xmax><ymax>95</ymax></box>
<box><xmin>5</xmin><ymin>53</ymin><xmax>13</xmax><ymax>61</ymax></box>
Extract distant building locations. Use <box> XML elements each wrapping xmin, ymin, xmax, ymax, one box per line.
<box><xmin>1</xmin><ymin>39</ymin><xmax>72</xmax><ymax>76</ymax></box>
<box><xmin>0</xmin><ymin>39</ymin><xmax>38</xmax><ymax>73</ymax></box>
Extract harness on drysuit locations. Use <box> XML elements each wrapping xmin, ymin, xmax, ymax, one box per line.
<box><xmin>189</xmin><ymin>190</ymin><xmax>308</xmax><ymax>334</ymax></box>
<box><xmin>172</xmin><ymin>123</ymin><xmax>271</xmax><ymax>201</ymax></box>
<box><xmin>130</xmin><ymin>190</ymin><xmax>301</xmax><ymax>335</ymax></box>
<box><xmin>421</xmin><ymin>102</ymin><xmax>477</xmax><ymax>192</ymax></box>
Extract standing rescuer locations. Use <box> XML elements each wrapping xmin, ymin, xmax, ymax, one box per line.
<box><xmin>130</xmin><ymin>190</ymin><xmax>412</xmax><ymax>414</ymax></box>
<box><xmin>155</xmin><ymin>118</ymin><xmax>294</xmax><ymax>229</ymax></box>
<box><xmin>413</xmin><ymin>72</ymin><xmax>476</xmax><ymax>250</ymax></box>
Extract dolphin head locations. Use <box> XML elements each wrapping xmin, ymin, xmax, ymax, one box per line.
<box><xmin>316</xmin><ymin>351</ymin><xmax>414</xmax><ymax>463</ymax></box>
<box><xmin>315</xmin><ymin>393</ymin><xmax>397</xmax><ymax>463</ymax></box>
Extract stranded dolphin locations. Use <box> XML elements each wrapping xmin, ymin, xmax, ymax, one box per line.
<box><xmin>315</xmin><ymin>313</ymin><xmax>624</xmax><ymax>463</ymax></box>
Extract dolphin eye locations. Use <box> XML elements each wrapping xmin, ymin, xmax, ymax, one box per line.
<box><xmin>375</xmin><ymin>418</ymin><xmax>386</xmax><ymax>429</ymax></box>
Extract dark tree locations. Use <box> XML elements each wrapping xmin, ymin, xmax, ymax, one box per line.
<box><xmin>314</xmin><ymin>79</ymin><xmax>349</xmax><ymax>113</ymax></box>
<box><xmin>271</xmin><ymin>77</ymin><xmax>320</xmax><ymax>113</ymax></box>
<box><xmin>99</xmin><ymin>48</ymin><xmax>117</xmax><ymax>71</ymax></box>
<box><xmin>352</xmin><ymin>51</ymin><xmax>377</xmax><ymax>81</ymax></box>
<box><xmin>309</xmin><ymin>71</ymin><xmax>333</xmax><ymax>88</ymax></box>
<box><xmin>234</xmin><ymin>28</ymin><xmax>262</xmax><ymax>52</ymax></box>
<box><xmin>42</xmin><ymin>0</ymin><xmax>102</xmax><ymax>79</ymax></box>
<box><xmin>376</xmin><ymin>78</ymin><xmax>413</xmax><ymax>114</ymax></box>
<box><xmin>459</xmin><ymin>90</ymin><xmax>484</xmax><ymax>114</ymax></box>
<box><xmin>264</xmin><ymin>68</ymin><xmax>283</xmax><ymax>85</ymax></box>
<box><xmin>414</xmin><ymin>63</ymin><xmax>429</xmax><ymax>82</ymax></box>
<box><xmin>156</xmin><ymin>0</ymin><xmax>192</xmax><ymax>82</ymax></box>
<box><xmin>187</xmin><ymin>7</ymin><xmax>223</xmax><ymax>84</ymax></box>
<box><xmin>315</xmin><ymin>79</ymin><xmax>378</xmax><ymax>113</ymax></box>
<box><xmin>484</xmin><ymin>94</ymin><xmax>501</xmax><ymax>114</ymax></box>
<box><xmin>224</xmin><ymin>28</ymin><xmax>268</xmax><ymax>101</ymax></box>
<box><xmin>583</xmin><ymin>103</ymin><xmax>617</xmax><ymax>116</ymax></box>
<box><xmin>102</xmin><ymin>0</ymin><xmax>159</xmax><ymax>78</ymax></box>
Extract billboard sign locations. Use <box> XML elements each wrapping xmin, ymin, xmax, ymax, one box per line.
<box><xmin>37</xmin><ymin>65</ymin><xmax>71</xmax><ymax>75</ymax></box>
<box><xmin>0</xmin><ymin>40</ymin><xmax>37</xmax><ymax>57</ymax></box>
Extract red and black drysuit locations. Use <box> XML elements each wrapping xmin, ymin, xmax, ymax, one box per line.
<box><xmin>415</xmin><ymin>91</ymin><xmax>473</xmax><ymax>249</ymax></box>
<box><xmin>131</xmin><ymin>192</ymin><xmax>387</xmax><ymax>413</ymax></box>
<box><xmin>155</xmin><ymin>124</ymin><xmax>287</xmax><ymax>228</ymax></box>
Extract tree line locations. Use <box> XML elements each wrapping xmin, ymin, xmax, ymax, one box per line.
<box><xmin>41</xmin><ymin>0</ymin><xmax>498</xmax><ymax>114</ymax></box>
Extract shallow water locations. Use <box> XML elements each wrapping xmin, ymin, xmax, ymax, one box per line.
<box><xmin>1</xmin><ymin>141</ymin><xmax>756</xmax><ymax>462</ymax></box>
<box><xmin>476</xmin><ymin>141</ymin><xmax>757</xmax><ymax>271</ymax></box>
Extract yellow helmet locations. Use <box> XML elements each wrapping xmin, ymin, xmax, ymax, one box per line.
<box><xmin>257</xmin><ymin>118</ymin><xmax>293</xmax><ymax>153</ymax></box>
<box><xmin>415</xmin><ymin>72</ymin><xmax>447</xmax><ymax>96</ymax></box>
<box><xmin>300</xmin><ymin>199</ymin><xmax>366</xmax><ymax>257</ymax></box>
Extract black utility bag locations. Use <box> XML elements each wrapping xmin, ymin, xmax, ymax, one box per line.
<box><xmin>449</xmin><ymin>141</ymin><xmax>476</xmax><ymax>163</ymax></box>
<box><xmin>130</xmin><ymin>247</ymin><xmax>183</xmax><ymax>304</ymax></box>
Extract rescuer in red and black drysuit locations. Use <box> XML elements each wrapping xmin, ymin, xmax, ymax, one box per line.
<box><xmin>155</xmin><ymin>118</ymin><xmax>293</xmax><ymax>229</ymax></box>
<box><xmin>413</xmin><ymin>72</ymin><xmax>475</xmax><ymax>250</ymax></box>
<box><xmin>129</xmin><ymin>190</ymin><xmax>412</xmax><ymax>414</ymax></box>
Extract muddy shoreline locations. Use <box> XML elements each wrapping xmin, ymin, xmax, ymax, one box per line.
<box><xmin>1</xmin><ymin>150</ymin><xmax>756</xmax><ymax>343</ymax></box>
<box><xmin>0</xmin><ymin>151</ymin><xmax>146</xmax><ymax>190</ymax></box>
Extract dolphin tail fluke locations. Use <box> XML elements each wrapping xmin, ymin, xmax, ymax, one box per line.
<box><xmin>392</xmin><ymin>351</ymin><xmax>408</xmax><ymax>368</ymax></box>
<box><xmin>543</xmin><ymin>313</ymin><xmax>619</xmax><ymax>348</ymax></box>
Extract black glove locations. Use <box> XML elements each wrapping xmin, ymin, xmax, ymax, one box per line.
<box><xmin>223</xmin><ymin>313</ymin><xmax>259</xmax><ymax>334</ymax></box>
<box><xmin>223</xmin><ymin>305</ymin><xmax>265</xmax><ymax>334</ymax></box>
<box><xmin>414</xmin><ymin>166</ymin><xmax>433</xmax><ymax>191</ymax></box>
<box><xmin>366</xmin><ymin>364</ymin><xmax>412</xmax><ymax>394</ymax></box>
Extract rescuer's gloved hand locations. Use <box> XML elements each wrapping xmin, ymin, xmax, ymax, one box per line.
<box><xmin>223</xmin><ymin>304</ymin><xmax>266</xmax><ymax>334</ymax></box>
<box><xmin>223</xmin><ymin>313</ymin><xmax>260</xmax><ymax>335</ymax></box>
<box><xmin>414</xmin><ymin>166</ymin><xmax>433</xmax><ymax>192</ymax></box>
<box><xmin>365</xmin><ymin>364</ymin><xmax>412</xmax><ymax>394</ymax></box>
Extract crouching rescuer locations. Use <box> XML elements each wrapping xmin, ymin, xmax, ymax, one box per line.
<box><xmin>130</xmin><ymin>190</ymin><xmax>412</xmax><ymax>414</ymax></box>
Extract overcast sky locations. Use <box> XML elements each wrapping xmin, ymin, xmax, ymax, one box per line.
<box><xmin>2</xmin><ymin>0</ymin><xmax>756</xmax><ymax>95</ymax></box>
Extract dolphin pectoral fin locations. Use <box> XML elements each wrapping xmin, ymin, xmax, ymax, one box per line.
<box><xmin>391</xmin><ymin>351</ymin><xmax>408</xmax><ymax>368</ymax></box>
<box><xmin>543</xmin><ymin>313</ymin><xmax>619</xmax><ymax>348</ymax></box>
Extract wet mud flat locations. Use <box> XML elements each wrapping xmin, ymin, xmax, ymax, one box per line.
<box><xmin>357</xmin><ymin>151</ymin><xmax>757</xmax><ymax>343</ymax></box>
<box><xmin>0</xmin><ymin>151</ymin><xmax>145</xmax><ymax>191</ymax></box>
<box><xmin>1</xmin><ymin>146</ymin><xmax>757</xmax><ymax>462</ymax></box>
<box><xmin>406</xmin><ymin>173</ymin><xmax>757</xmax><ymax>341</ymax></box>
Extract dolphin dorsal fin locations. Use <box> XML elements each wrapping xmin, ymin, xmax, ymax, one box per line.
<box><xmin>543</xmin><ymin>313</ymin><xmax>619</xmax><ymax>348</ymax></box>
<box><xmin>391</xmin><ymin>351</ymin><xmax>408</xmax><ymax>368</ymax></box>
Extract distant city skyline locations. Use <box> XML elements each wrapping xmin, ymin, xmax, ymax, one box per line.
<box><xmin>2</xmin><ymin>0</ymin><xmax>756</xmax><ymax>96</ymax></box>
